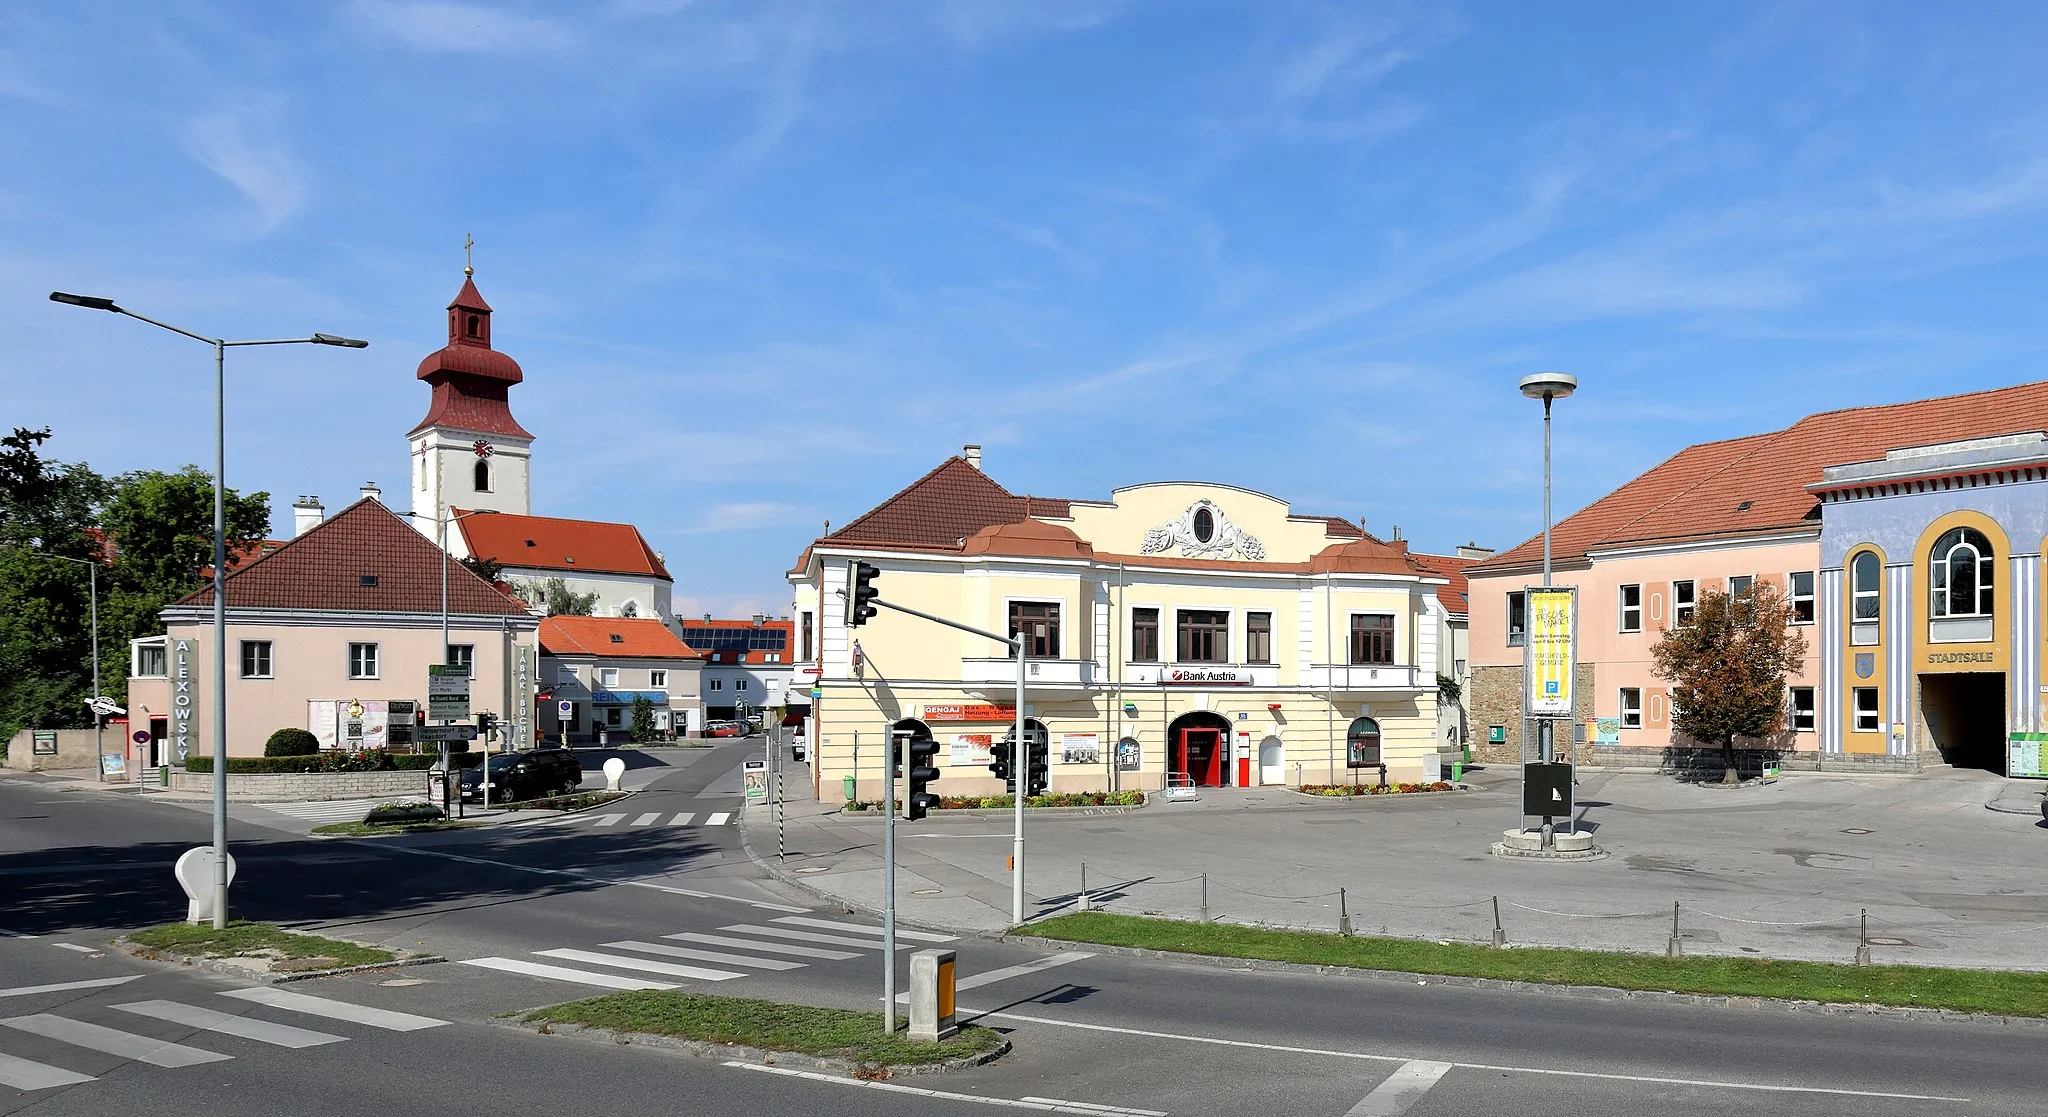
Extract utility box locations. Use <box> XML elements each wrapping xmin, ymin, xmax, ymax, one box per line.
<box><xmin>1522</xmin><ymin>762</ymin><xmax>1573</xmax><ymax>818</ymax></box>
<box><xmin>908</xmin><ymin>948</ymin><xmax>958</xmax><ymax>1042</ymax></box>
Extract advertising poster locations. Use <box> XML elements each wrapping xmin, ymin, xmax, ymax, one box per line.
<box><xmin>1525</xmin><ymin>587</ymin><xmax>1578</xmax><ymax>717</ymax></box>
<box><xmin>1115</xmin><ymin>737</ymin><xmax>1141</xmax><ymax>772</ymax></box>
<box><xmin>950</xmin><ymin>733</ymin><xmax>993</xmax><ymax>766</ymax></box>
<box><xmin>1060</xmin><ymin>733</ymin><xmax>1101</xmax><ymax>765</ymax></box>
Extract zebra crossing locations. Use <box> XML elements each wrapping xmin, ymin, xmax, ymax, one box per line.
<box><xmin>0</xmin><ymin>985</ymin><xmax>446</xmax><ymax>1092</ymax></box>
<box><xmin>261</xmin><ymin>798</ymin><xmax>416</xmax><ymax>825</ymax></box>
<box><xmin>457</xmin><ymin>915</ymin><xmax>956</xmax><ymax>989</ymax></box>
<box><xmin>505</xmin><ymin>807</ymin><xmax>736</xmax><ymax>831</ymax></box>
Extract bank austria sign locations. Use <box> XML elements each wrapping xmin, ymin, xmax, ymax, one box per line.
<box><xmin>1161</xmin><ymin>666</ymin><xmax>1253</xmax><ymax>686</ymax></box>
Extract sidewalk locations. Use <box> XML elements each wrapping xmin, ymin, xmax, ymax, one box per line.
<box><xmin>741</xmin><ymin>765</ymin><xmax>2048</xmax><ymax>971</ymax></box>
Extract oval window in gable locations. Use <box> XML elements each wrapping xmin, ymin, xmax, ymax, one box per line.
<box><xmin>1193</xmin><ymin>507</ymin><xmax>1215</xmax><ymax>543</ymax></box>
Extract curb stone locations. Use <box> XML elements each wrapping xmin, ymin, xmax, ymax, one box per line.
<box><xmin>487</xmin><ymin>1014</ymin><xmax>1010</xmax><ymax>1076</ymax></box>
<box><xmin>999</xmin><ymin>937</ymin><xmax>2048</xmax><ymax>1029</ymax></box>
<box><xmin>113</xmin><ymin>935</ymin><xmax>444</xmax><ymax>985</ymax></box>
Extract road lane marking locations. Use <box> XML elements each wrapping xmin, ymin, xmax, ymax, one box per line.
<box><xmin>632</xmin><ymin>812</ymin><xmax>661</xmax><ymax>826</ymax></box>
<box><xmin>113</xmin><ymin>1000</ymin><xmax>344</xmax><ymax>1048</ymax></box>
<box><xmin>352</xmin><ymin>842</ymin><xmax>808</xmax><ymax>912</ymax></box>
<box><xmin>669</xmin><ymin>812</ymin><xmax>696</xmax><ymax>826</ymax></box>
<box><xmin>218</xmin><ymin>987</ymin><xmax>446</xmax><ymax>1031</ymax></box>
<box><xmin>0</xmin><ymin>927</ymin><xmax>36</xmax><ymax>939</ymax></box>
<box><xmin>535</xmin><ymin>948</ymin><xmax>746</xmax><ymax>982</ymax></box>
<box><xmin>773</xmin><ymin>916</ymin><xmax>957</xmax><ymax>942</ymax></box>
<box><xmin>604</xmin><ymin>940</ymin><xmax>805</xmax><ymax>970</ymax></box>
<box><xmin>458</xmin><ymin>957</ymin><xmax>674</xmax><ymax>990</ymax></box>
<box><xmin>52</xmin><ymin>943</ymin><xmax>98</xmax><ymax>954</ymax></box>
<box><xmin>590</xmin><ymin>813</ymin><xmax>626</xmax><ymax>827</ymax></box>
<box><xmin>666</xmin><ymin>933</ymin><xmax>860</xmax><ymax>960</ymax></box>
<box><xmin>1</xmin><ymin>977</ymin><xmax>141</xmax><ymax>998</ymax></box>
<box><xmin>968</xmin><ymin>1010</ymin><xmax>1970</xmax><ymax>1103</ymax></box>
<box><xmin>2</xmin><ymin>1013</ymin><xmax>230</xmax><ymax>1066</ymax></box>
<box><xmin>894</xmin><ymin>953</ymin><xmax>1094</xmax><ymax>1002</ymax></box>
<box><xmin>1345</xmin><ymin>1060</ymin><xmax>1453</xmax><ymax>1116</ymax></box>
<box><xmin>721</xmin><ymin>924</ymin><xmax>906</xmax><ymax>950</ymax></box>
<box><xmin>726</xmin><ymin>1062</ymin><xmax>1168</xmax><ymax>1112</ymax></box>
<box><xmin>707</xmin><ymin>812</ymin><xmax>732</xmax><ymax>826</ymax></box>
<box><xmin>0</xmin><ymin>1051</ymin><xmax>95</xmax><ymax>1090</ymax></box>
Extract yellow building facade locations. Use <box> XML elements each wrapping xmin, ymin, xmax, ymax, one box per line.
<box><xmin>789</xmin><ymin>452</ymin><xmax>1450</xmax><ymax>801</ymax></box>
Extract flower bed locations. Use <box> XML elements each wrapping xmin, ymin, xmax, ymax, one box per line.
<box><xmin>847</xmin><ymin>790</ymin><xmax>1144</xmax><ymax>812</ymax></box>
<box><xmin>1299</xmin><ymin>781</ymin><xmax>1456</xmax><ymax>797</ymax></box>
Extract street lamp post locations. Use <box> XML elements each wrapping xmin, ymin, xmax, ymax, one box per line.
<box><xmin>37</xmin><ymin>552</ymin><xmax>104</xmax><ymax>780</ymax></box>
<box><xmin>1518</xmin><ymin>372</ymin><xmax>1576</xmax><ymax>769</ymax></box>
<box><xmin>50</xmin><ymin>291</ymin><xmax>365</xmax><ymax>928</ymax></box>
<box><xmin>439</xmin><ymin>509</ymin><xmax>490</xmax><ymax>808</ymax></box>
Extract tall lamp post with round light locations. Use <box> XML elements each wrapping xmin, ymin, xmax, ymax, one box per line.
<box><xmin>1518</xmin><ymin>371</ymin><xmax>1575</xmax><ymax>769</ymax></box>
<box><xmin>49</xmin><ymin>291</ymin><xmax>366</xmax><ymax>928</ymax></box>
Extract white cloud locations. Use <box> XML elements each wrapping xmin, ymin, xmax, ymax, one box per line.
<box><xmin>180</xmin><ymin>93</ymin><xmax>306</xmax><ymax>229</ymax></box>
<box><xmin>347</xmin><ymin>0</ymin><xmax>580</xmax><ymax>54</ymax></box>
<box><xmin>680</xmin><ymin>501</ymin><xmax>808</xmax><ymax>534</ymax></box>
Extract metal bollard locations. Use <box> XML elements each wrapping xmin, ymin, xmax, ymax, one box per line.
<box><xmin>1491</xmin><ymin>895</ymin><xmax>1506</xmax><ymax>948</ymax></box>
<box><xmin>1200</xmin><ymin>873</ymin><xmax>1210</xmax><ymax>923</ymax></box>
<box><xmin>1855</xmin><ymin>908</ymin><xmax>1871</xmax><ymax>966</ymax></box>
<box><xmin>1666</xmin><ymin>901</ymin><xmax>1683</xmax><ymax>959</ymax></box>
<box><xmin>1338</xmin><ymin>887</ymin><xmax>1353</xmax><ymax>936</ymax></box>
<box><xmin>1079</xmin><ymin>862</ymin><xmax>1091</xmax><ymax>911</ymax></box>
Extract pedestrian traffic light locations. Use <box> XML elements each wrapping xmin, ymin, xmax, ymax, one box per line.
<box><xmin>845</xmin><ymin>561</ymin><xmax>881</xmax><ymax>627</ymax></box>
<box><xmin>905</xmin><ymin>733</ymin><xmax>941</xmax><ymax>821</ymax></box>
<box><xmin>987</xmin><ymin>738</ymin><xmax>1014</xmax><ymax>793</ymax></box>
<box><xmin>1025</xmin><ymin>731</ymin><xmax>1049</xmax><ymax>797</ymax></box>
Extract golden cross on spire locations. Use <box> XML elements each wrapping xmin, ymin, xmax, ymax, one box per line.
<box><xmin>463</xmin><ymin>232</ymin><xmax>475</xmax><ymax>277</ymax></box>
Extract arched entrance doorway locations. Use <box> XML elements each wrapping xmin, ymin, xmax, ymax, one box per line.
<box><xmin>1167</xmin><ymin>711</ymin><xmax>1233</xmax><ymax>787</ymax></box>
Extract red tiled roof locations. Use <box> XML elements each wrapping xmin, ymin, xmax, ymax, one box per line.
<box><xmin>197</xmin><ymin>540</ymin><xmax>286</xmax><ymax>581</ymax></box>
<box><xmin>174</xmin><ymin>499</ymin><xmax>529</xmax><ymax>616</ymax></box>
<box><xmin>540</xmin><ymin>616</ymin><xmax>701</xmax><ymax>659</ymax></box>
<box><xmin>1408</xmin><ymin>551</ymin><xmax>1475</xmax><ymax>616</ymax></box>
<box><xmin>824</xmin><ymin>456</ymin><xmax>1070</xmax><ymax>550</ymax></box>
<box><xmin>408</xmin><ymin>276</ymin><xmax>534</xmax><ymax>439</ymax></box>
<box><xmin>458</xmin><ymin>511</ymin><xmax>672</xmax><ymax>579</ymax></box>
<box><xmin>1317</xmin><ymin>517</ymin><xmax>1366</xmax><ymax>539</ymax></box>
<box><xmin>1476</xmin><ymin>379</ymin><xmax>2048</xmax><ymax>573</ymax></box>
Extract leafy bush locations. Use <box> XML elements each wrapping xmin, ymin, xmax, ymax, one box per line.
<box><xmin>1300</xmin><ymin>781</ymin><xmax>1455</xmax><ymax>797</ymax></box>
<box><xmin>184</xmin><ymin>750</ymin><xmax>482</xmax><ymax>774</ymax></box>
<box><xmin>848</xmin><ymin>790</ymin><xmax>1145</xmax><ymax>812</ymax></box>
<box><xmin>263</xmin><ymin>728</ymin><xmax>320</xmax><ymax>757</ymax></box>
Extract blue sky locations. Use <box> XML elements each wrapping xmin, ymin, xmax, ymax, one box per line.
<box><xmin>7</xmin><ymin>2</ymin><xmax>2048</xmax><ymax>615</ymax></box>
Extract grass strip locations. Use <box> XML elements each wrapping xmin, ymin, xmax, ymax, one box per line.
<box><xmin>128</xmin><ymin>921</ymin><xmax>393</xmax><ymax>969</ymax></box>
<box><xmin>310</xmin><ymin>819</ymin><xmax>481</xmax><ymax>837</ymax></box>
<box><xmin>1022</xmin><ymin>912</ymin><xmax>2048</xmax><ymax>1018</ymax></box>
<box><xmin>522</xmin><ymin>991</ymin><xmax>1005</xmax><ymax>1066</ymax></box>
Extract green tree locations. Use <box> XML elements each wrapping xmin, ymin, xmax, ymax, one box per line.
<box><xmin>1436</xmin><ymin>673</ymin><xmax>1462</xmax><ymax>705</ymax></box>
<box><xmin>1650</xmin><ymin>581</ymin><xmax>1808</xmax><ymax>783</ymax></box>
<box><xmin>512</xmin><ymin>576</ymin><xmax>598</xmax><ymax>616</ymax></box>
<box><xmin>460</xmin><ymin>555</ymin><xmax>505</xmax><ymax>584</ymax></box>
<box><xmin>630</xmin><ymin>695</ymin><xmax>657</xmax><ymax>743</ymax></box>
<box><xmin>0</xmin><ymin>428</ymin><xmax>109</xmax><ymax>742</ymax></box>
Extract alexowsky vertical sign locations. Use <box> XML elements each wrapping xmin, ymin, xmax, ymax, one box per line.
<box><xmin>1523</xmin><ymin>587</ymin><xmax>1578</xmax><ymax>717</ymax></box>
<box><xmin>169</xmin><ymin>638</ymin><xmax>197</xmax><ymax>762</ymax></box>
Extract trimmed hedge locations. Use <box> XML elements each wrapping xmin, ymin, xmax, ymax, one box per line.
<box><xmin>264</xmin><ymin>728</ymin><xmax>320</xmax><ymax>757</ymax></box>
<box><xmin>185</xmin><ymin>751</ymin><xmax>481</xmax><ymax>774</ymax></box>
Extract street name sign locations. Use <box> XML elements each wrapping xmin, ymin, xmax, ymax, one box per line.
<box><xmin>428</xmin><ymin>664</ymin><xmax>471</xmax><ymax>722</ymax></box>
<box><xmin>417</xmin><ymin>724</ymin><xmax>480</xmax><ymax>743</ymax></box>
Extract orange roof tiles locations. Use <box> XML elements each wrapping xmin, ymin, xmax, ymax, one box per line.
<box><xmin>1477</xmin><ymin>379</ymin><xmax>2048</xmax><ymax>572</ymax></box>
<box><xmin>175</xmin><ymin>499</ymin><xmax>529</xmax><ymax>616</ymax></box>
<box><xmin>1408</xmin><ymin>551</ymin><xmax>1476</xmax><ymax>616</ymax></box>
<box><xmin>458</xmin><ymin>511</ymin><xmax>671</xmax><ymax>579</ymax></box>
<box><xmin>825</xmin><ymin>456</ymin><xmax>1069</xmax><ymax>551</ymax></box>
<box><xmin>540</xmin><ymin>616</ymin><xmax>701</xmax><ymax>659</ymax></box>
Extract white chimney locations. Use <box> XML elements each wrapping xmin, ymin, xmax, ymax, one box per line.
<box><xmin>360</xmin><ymin>481</ymin><xmax>381</xmax><ymax>504</ymax></box>
<box><xmin>1456</xmin><ymin>541</ymin><xmax>1495</xmax><ymax>560</ymax></box>
<box><xmin>292</xmin><ymin>495</ymin><xmax>325</xmax><ymax>537</ymax></box>
<box><xmin>963</xmin><ymin>444</ymin><xmax>982</xmax><ymax>471</ymax></box>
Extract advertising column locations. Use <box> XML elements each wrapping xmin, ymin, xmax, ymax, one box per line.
<box><xmin>1521</xmin><ymin>586</ymin><xmax>1578</xmax><ymax>835</ymax></box>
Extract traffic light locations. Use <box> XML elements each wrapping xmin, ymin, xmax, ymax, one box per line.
<box><xmin>905</xmin><ymin>733</ymin><xmax>941</xmax><ymax>821</ymax></box>
<box><xmin>845</xmin><ymin>561</ymin><xmax>880</xmax><ymax>627</ymax></box>
<box><xmin>477</xmin><ymin>712</ymin><xmax>497</xmax><ymax>740</ymax></box>
<box><xmin>1025</xmin><ymin>730</ymin><xmax>1049</xmax><ymax>797</ymax></box>
<box><xmin>987</xmin><ymin>738</ymin><xmax>1014</xmax><ymax>793</ymax></box>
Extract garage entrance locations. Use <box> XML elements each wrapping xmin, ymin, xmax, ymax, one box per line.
<box><xmin>1919</xmin><ymin>672</ymin><xmax>2006</xmax><ymax>772</ymax></box>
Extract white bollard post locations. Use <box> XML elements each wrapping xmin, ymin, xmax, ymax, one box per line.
<box><xmin>174</xmin><ymin>847</ymin><xmax>237</xmax><ymax>925</ymax></box>
<box><xmin>603</xmin><ymin>757</ymin><xmax>625</xmax><ymax>792</ymax></box>
<box><xmin>908</xmin><ymin>948</ymin><xmax>958</xmax><ymax>1042</ymax></box>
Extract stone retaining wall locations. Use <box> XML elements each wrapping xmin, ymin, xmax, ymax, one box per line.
<box><xmin>168</xmin><ymin>769</ymin><xmax>431</xmax><ymax>801</ymax></box>
<box><xmin>1583</xmin><ymin>745</ymin><xmax>1929</xmax><ymax>775</ymax></box>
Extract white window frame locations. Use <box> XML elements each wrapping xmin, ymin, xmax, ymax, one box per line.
<box><xmin>1618</xmin><ymin>584</ymin><xmax>1642</xmax><ymax>633</ymax></box>
<box><xmin>649</xmin><ymin>669</ymin><xmax>667</xmax><ymax>689</ymax></box>
<box><xmin>1929</xmin><ymin>528</ymin><xmax>1995</xmax><ymax>619</ymax></box>
<box><xmin>736</xmin><ymin>678</ymin><xmax>750</xmax><ymax>691</ymax></box>
<box><xmin>1851</xmin><ymin>551</ymin><xmax>1881</xmax><ymax>622</ymax></box>
<box><xmin>445</xmin><ymin>643</ymin><xmax>474</xmax><ymax>677</ymax></box>
<box><xmin>557</xmin><ymin>664</ymin><xmax>579</xmax><ymax>685</ymax></box>
<box><xmin>708</xmin><ymin>678</ymin><xmax>723</xmax><ymax>691</ymax></box>
<box><xmin>1789</xmin><ymin>686</ymin><xmax>1815</xmax><ymax>732</ymax></box>
<box><xmin>1789</xmin><ymin>571</ymin><xmax>1815</xmax><ymax>625</ymax></box>
<box><xmin>1672</xmin><ymin>580</ymin><xmax>1696</xmax><ymax>626</ymax></box>
<box><xmin>131</xmin><ymin>636</ymin><xmax>168</xmax><ymax>679</ymax></box>
<box><xmin>348</xmin><ymin>642</ymin><xmax>379</xmax><ymax>680</ymax></box>
<box><xmin>1506</xmin><ymin>591</ymin><xmax>1527</xmax><ymax>647</ymax></box>
<box><xmin>1852</xmin><ymin>687</ymin><xmax>1879</xmax><ymax>733</ymax></box>
<box><xmin>598</xmin><ymin>667</ymin><xmax>621</xmax><ymax>689</ymax></box>
<box><xmin>1727</xmin><ymin>574</ymin><xmax>1753</xmax><ymax>598</ymax></box>
<box><xmin>239</xmin><ymin>640</ymin><xmax>273</xmax><ymax>680</ymax></box>
<box><xmin>1618</xmin><ymin>687</ymin><xmax>1642</xmax><ymax>729</ymax></box>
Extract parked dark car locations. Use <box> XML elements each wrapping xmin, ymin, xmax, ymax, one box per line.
<box><xmin>459</xmin><ymin>747</ymin><xmax>582</xmax><ymax>802</ymax></box>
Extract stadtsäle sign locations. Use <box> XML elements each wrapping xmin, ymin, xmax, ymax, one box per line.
<box><xmin>1523</xmin><ymin>586</ymin><xmax>1577</xmax><ymax>717</ymax></box>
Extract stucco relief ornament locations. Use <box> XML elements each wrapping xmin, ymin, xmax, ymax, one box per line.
<box><xmin>1140</xmin><ymin>500</ymin><xmax>1266</xmax><ymax>560</ymax></box>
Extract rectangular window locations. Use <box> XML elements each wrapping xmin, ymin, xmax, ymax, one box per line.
<box><xmin>598</xmin><ymin>667</ymin><xmax>620</xmax><ymax>688</ymax></box>
<box><xmin>737</xmin><ymin>679</ymin><xmax>749</xmax><ymax>691</ymax></box>
<box><xmin>605</xmin><ymin>706</ymin><xmax>622</xmax><ymax>727</ymax></box>
<box><xmin>1176</xmin><ymin>609</ymin><xmax>1230</xmax><ymax>663</ymax></box>
<box><xmin>1618</xmin><ymin>584</ymin><xmax>1642</xmax><ymax>633</ymax></box>
<box><xmin>446</xmin><ymin>643</ymin><xmax>474</xmax><ymax>677</ymax></box>
<box><xmin>1507</xmin><ymin>591</ymin><xmax>1527</xmax><ymax>646</ymax></box>
<box><xmin>1672</xmin><ymin>580</ymin><xmax>1696</xmax><ymax>626</ymax></box>
<box><xmin>1728</xmin><ymin>574</ymin><xmax>1754</xmax><ymax>598</ymax></box>
<box><xmin>765</xmin><ymin>653</ymin><xmax>780</xmax><ymax>663</ymax></box>
<box><xmin>1790</xmin><ymin>686</ymin><xmax>1815</xmax><ymax>732</ymax></box>
<box><xmin>1349</xmin><ymin>614</ymin><xmax>1395</xmax><ymax>666</ymax></box>
<box><xmin>239</xmin><ymin>640</ymin><xmax>273</xmax><ymax>679</ymax></box>
<box><xmin>1130</xmin><ymin>608</ymin><xmax>1160</xmax><ymax>663</ymax></box>
<box><xmin>557</xmin><ymin>664</ymin><xmax>578</xmax><ymax>685</ymax></box>
<box><xmin>649</xmin><ymin>669</ymin><xmax>667</xmax><ymax>689</ymax></box>
<box><xmin>1618</xmin><ymin>687</ymin><xmax>1642</xmax><ymax>729</ymax></box>
<box><xmin>799</xmin><ymin>611</ymin><xmax>814</xmax><ymax>661</ymax></box>
<box><xmin>133</xmin><ymin>641</ymin><xmax>167</xmax><ymax>678</ymax></box>
<box><xmin>1245</xmin><ymin>612</ymin><xmax>1273</xmax><ymax>664</ymax></box>
<box><xmin>1009</xmin><ymin>601</ymin><xmax>1062</xmax><ymax>659</ymax></box>
<box><xmin>709</xmin><ymin>678</ymin><xmax>723</xmax><ymax>691</ymax></box>
<box><xmin>1853</xmin><ymin>687</ymin><xmax>1879</xmax><ymax>732</ymax></box>
<box><xmin>1789</xmin><ymin>571</ymin><xmax>1815</xmax><ymax>624</ymax></box>
<box><xmin>348</xmin><ymin>642</ymin><xmax>379</xmax><ymax>680</ymax></box>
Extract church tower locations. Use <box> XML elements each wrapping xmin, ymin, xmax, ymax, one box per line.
<box><xmin>407</xmin><ymin>268</ymin><xmax>535</xmax><ymax>540</ymax></box>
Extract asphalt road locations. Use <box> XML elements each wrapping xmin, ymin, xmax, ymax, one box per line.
<box><xmin>3</xmin><ymin>744</ymin><xmax>2040</xmax><ymax>1116</ymax></box>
